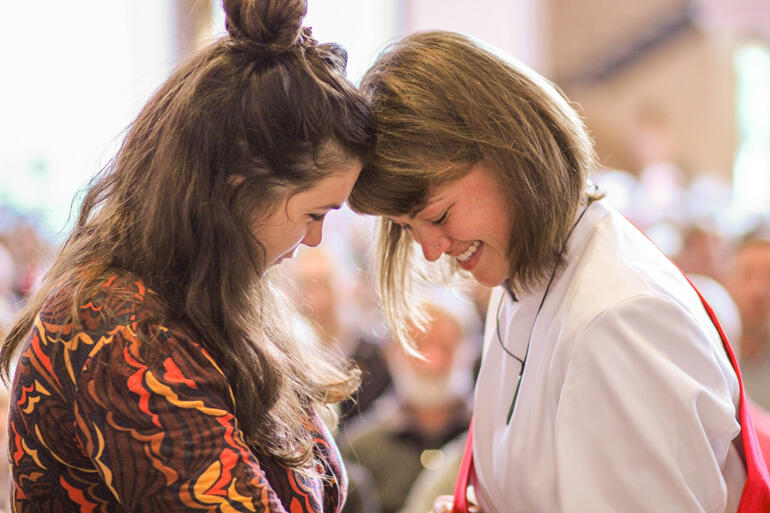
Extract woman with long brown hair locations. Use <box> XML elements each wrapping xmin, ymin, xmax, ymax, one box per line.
<box><xmin>349</xmin><ymin>31</ymin><xmax>769</xmax><ymax>513</ymax></box>
<box><xmin>2</xmin><ymin>0</ymin><xmax>373</xmax><ymax>510</ymax></box>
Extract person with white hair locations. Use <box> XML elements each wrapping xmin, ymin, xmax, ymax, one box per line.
<box><xmin>339</xmin><ymin>289</ymin><xmax>481</xmax><ymax>513</ymax></box>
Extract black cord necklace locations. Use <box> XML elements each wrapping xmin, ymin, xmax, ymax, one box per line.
<box><xmin>496</xmin><ymin>203</ymin><xmax>591</xmax><ymax>424</ymax></box>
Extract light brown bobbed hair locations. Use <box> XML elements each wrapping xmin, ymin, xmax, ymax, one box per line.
<box><xmin>2</xmin><ymin>0</ymin><xmax>374</xmax><ymax>469</ymax></box>
<box><xmin>348</xmin><ymin>31</ymin><xmax>601</xmax><ymax>343</ymax></box>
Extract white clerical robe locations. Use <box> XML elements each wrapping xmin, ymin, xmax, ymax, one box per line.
<box><xmin>473</xmin><ymin>199</ymin><xmax>746</xmax><ymax>513</ymax></box>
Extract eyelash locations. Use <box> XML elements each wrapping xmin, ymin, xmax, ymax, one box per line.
<box><xmin>309</xmin><ymin>213</ymin><xmax>326</xmax><ymax>221</ymax></box>
<box><xmin>431</xmin><ymin>210</ymin><xmax>449</xmax><ymax>225</ymax></box>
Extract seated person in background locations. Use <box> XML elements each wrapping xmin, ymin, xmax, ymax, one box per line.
<box><xmin>397</xmin><ymin>433</ymin><xmax>468</xmax><ymax>513</ymax></box>
<box><xmin>674</xmin><ymin>223</ymin><xmax>742</xmax><ymax>344</ymax></box>
<box><xmin>728</xmin><ymin>226</ymin><xmax>770</xmax><ymax>411</ymax></box>
<box><xmin>287</xmin><ymin>246</ymin><xmax>392</xmax><ymax>425</ymax></box>
<box><xmin>339</xmin><ymin>290</ymin><xmax>480</xmax><ymax>513</ymax></box>
<box><xmin>676</xmin><ymin>223</ymin><xmax>730</xmax><ymax>285</ymax></box>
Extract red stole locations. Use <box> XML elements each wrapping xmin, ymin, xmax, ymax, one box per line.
<box><xmin>452</xmin><ymin>281</ymin><xmax>770</xmax><ymax>513</ymax></box>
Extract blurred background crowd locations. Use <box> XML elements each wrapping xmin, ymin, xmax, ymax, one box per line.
<box><xmin>1</xmin><ymin>1</ymin><xmax>770</xmax><ymax>512</ymax></box>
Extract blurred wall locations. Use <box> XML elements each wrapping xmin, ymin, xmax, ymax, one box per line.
<box><xmin>174</xmin><ymin>0</ymin><xmax>214</xmax><ymax>62</ymax></box>
<box><xmin>0</xmin><ymin>1</ymin><xmax>176</xmax><ymax>239</ymax></box>
<box><xmin>549</xmin><ymin>0</ymin><xmax>737</xmax><ymax>180</ymax></box>
<box><xmin>402</xmin><ymin>0</ymin><xmax>548</xmax><ymax>71</ymax></box>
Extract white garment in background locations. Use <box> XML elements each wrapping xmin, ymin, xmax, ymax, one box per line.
<box><xmin>473</xmin><ymin>200</ymin><xmax>746</xmax><ymax>513</ymax></box>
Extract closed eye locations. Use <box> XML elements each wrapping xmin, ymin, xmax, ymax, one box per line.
<box><xmin>309</xmin><ymin>213</ymin><xmax>326</xmax><ymax>221</ymax></box>
<box><xmin>430</xmin><ymin>210</ymin><xmax>449</xmax><ymax>225</ymax></box>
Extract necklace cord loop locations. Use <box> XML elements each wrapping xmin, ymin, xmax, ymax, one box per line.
<box><xmin>496</xmin><ymin>203</ymin><xmax>591</xmax><ymax>424</ymax></box>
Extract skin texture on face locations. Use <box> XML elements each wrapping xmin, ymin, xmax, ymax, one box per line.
<box><xmin>256</xmin><ymin>160</ymin><xmax>362</xmax><ymax>267</ymax></box>
<box><xmin>389</xmin><ymin>162</ymin><xmax>513</xmax><ymax>287</ymax></box>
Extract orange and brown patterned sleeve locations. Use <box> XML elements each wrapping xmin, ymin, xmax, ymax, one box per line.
<box><xmin>72</xmin><ymin>324</ymin><xmax>289</xmax><ymax>512</ymax></box>
<box><xmin>9</xmin><ymin>275</ymin><xmax>345</xmax><ymax>512</ymax></box>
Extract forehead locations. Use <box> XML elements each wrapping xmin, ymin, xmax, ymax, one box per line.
<box><xmin>386</xmin><ymin>194</ymin><xmax>446</xmax><ymax>225</ymax></box>
<box><xmin>366</xmin><ymin>158</ymin><xmax>474</xmax><ymax>212</ymax></box>
<box><xmin>297</xmin><ymin>161</ymin><xmax>361</xmax><ymax>198</ymax></box>
<box><xmin>399</xmin><ymin>171</ymin><xmax>470</xmax><ymax>214</ymax></box>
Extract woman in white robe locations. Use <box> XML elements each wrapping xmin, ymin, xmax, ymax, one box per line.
<box><xmin>347</xmin><ymin>30</ymin><xmax>762</xmax><ymax>513</ymax></box>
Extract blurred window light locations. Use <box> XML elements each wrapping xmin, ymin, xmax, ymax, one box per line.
<box><xmin>732</xmin><ymin>44</ymin><xmax>770</xmax><ymax>220</ymax></box>
<box><xmin>0</xmin><ymin>2</ymin><xmax>175</xmax><ymax>241</ymax></box>
<box><xmin>304</xmin><ymin>1</ymin><xmax>398</xmax><ymax>84</ymax></box>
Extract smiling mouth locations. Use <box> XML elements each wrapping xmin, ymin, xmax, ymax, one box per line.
<box><xmin>456</xmin><ymin>241</ymin><xmax>480</xmax><ymax>263</ymax></box>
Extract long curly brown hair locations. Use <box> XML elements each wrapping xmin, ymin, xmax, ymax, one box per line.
<box><xmin>1</xmin><ymin>0</ymin><xmax>374</xmax><ymax>469</ymax></box>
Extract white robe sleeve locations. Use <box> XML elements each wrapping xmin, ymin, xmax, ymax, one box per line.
<box><xmin>553</xmin><ymin>293</ymin><xmax>745</xmax><ymax>513</ymax></box>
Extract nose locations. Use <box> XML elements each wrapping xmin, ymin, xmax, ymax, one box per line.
<box><xmin>302</xmin><ymin>220</ymin><xmax>324</xmax><ymax>248</ymax></box>
<box><xmin>412</xmin><ymin>224</ymin><xmax>449</xmax><ymax>262</ymax></box>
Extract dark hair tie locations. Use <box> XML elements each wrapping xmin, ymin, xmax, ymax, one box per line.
<box><xmin>226</xmin><ymin>24</ymin><xmax>317</xmax><ymax>60</ymax></box>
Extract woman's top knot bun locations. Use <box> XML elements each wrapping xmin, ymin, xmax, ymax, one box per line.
<box><xmin>223</xmin><ymin>0</ymin><xmax>309</xmax><ymax>57</ymax></box>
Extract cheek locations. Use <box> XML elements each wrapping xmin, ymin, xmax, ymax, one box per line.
<box><xmin>462</xmin><ymin>206</ymin><xmax>511</xmax><ymax>248</ymax></box>
<box><xmin>474</xmin><ymin>220</ymin><xmax>510</xmax><ymax>252</ymax></box>
<box><xmin>497</xmin><ymin>209</ymin><xmax>514</xmax><ymax>245</ymax></box>
<box><xmin>256</xmin><ymin>217</ymin><xmax>307</xmax><ymax>260</ymax></box>
<box><xmin>281</xmin><ymin>227</ymin><xmax>307</xmax><ymax>254</ymax></box>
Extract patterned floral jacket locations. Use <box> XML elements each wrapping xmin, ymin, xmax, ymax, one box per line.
<box><xmin>8</xmin><ymin>272</ymin><xmax>347</xmax><ymax>512</ymax></box>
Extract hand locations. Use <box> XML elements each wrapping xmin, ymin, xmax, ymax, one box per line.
<box><xmin>430</xmin><ymin>495</ymin><xmax>480</xmax><ymax>513</ymax></box>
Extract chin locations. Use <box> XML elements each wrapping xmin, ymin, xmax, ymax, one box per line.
<box><xmin>468</xmin><ymin>255</ymin><xmax>510</xmax><ymax>288</ymax></box>
<box><xmin>472</xmin><ymin>272</ymin><xmax>508</xmax><ymax>288</ymax></box>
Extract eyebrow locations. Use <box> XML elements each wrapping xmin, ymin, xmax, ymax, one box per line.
<box><xmin>408</xmin><ymin>201</ymin><xmax>432</xmax><ymax>218</ymax></box>
<box><xmin>317</xmin><ymin>204</ymin><xmax>342</xmax><ymax>211</ymax></box>
<box><xmin>410</xmin><ymin>189</ymin><xmax>450</xmax><ymax>217</ymax></box>
<box><xmin>414</xmin><ymin>198</ymin><xmax>444</xmax><ymax>217</ymax></box>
